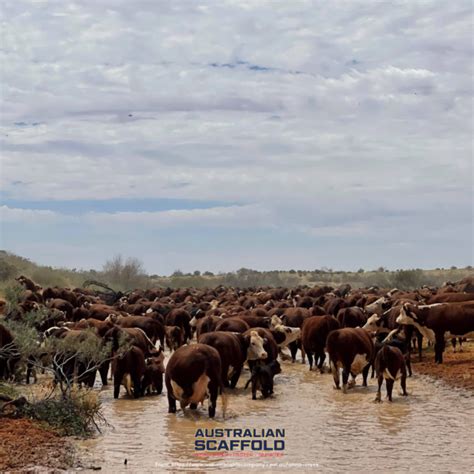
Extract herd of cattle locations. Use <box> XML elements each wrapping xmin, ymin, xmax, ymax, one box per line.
<box><xmin>1</xmin><ymin>275</ymin><xmax>473</xmax><ymax>418</ymax></box>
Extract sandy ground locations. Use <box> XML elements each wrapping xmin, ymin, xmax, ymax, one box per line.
<box><xmin>0</xmin><ymin>418</ymin><xmax>73</xmax><ymax>473</ymax></box>
<box><xmin>412</xmin><ymin>340</ymin><xmax>474</xmax><ymax>391</ymax></box>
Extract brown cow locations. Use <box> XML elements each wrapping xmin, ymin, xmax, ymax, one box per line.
<box><xmin>302</xmin><ymin>316</ymin><xmax>340</xmax><ymax>372</ymax></box>
<box><xmin>374</xmin><ymin>345</ymin><xmax>408</xmax><ymax>402</ymax></box>
<box><xmin>198</xmin><ymin>331</ymin><xmax>251</xmax><ymax>388</ymax></box>
<box><xmin>165</xmin><ymin>325</ymin><xmax>185</xmax><ymax>352</ymax></box>
<box><xmin>215</xmin><ymin>317</ymin><xmax>250</xmax><ymax>333</ymax></box>
<box><xmin>195</xmin><ymin>315</ymin><xmax>221</xmax><ymax>338</ymax></box>
<box><xmin>326</xmin><ymin>327</ymin><xmax>374</xmax><ymax>393</ymax></box>
<box><xmin>337</xmin><ymin>307</ymin><xmax>367</xmax><ymax>328</ymax></box>
<box><xmin>396</xmin><ymin>302</ymin><xmax>474</xmax><ymax>363</ymax></box>
<box><xmin>113</xmin><ymin>346</ymin><xmax>147</xmax><ymax>399</ymax></box>
<box><xmin>165</xmin><ymin>309</ymin><xmax>191</xmax><ymax>342</ymax></box>
<box><xmin>109</xmin><ymin>315</ymin><xmax>165</xmax><ymax>347</ymax></box>
<box><xmin>165</xmin><ymin>344</ymin><xmax>224</xmax><ymax>418</ymax></box>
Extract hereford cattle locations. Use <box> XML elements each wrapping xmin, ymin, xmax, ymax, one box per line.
<box><xmin>427</xmin><ymin>293</ymin><xmax>474</xmax><ymax>304</ymax></box>
<box><xmin>142</xmin><ymin>351</ymin><xmax>165</xmax><ymax>395</ymax></box>
<box><xmin>108</xmin><ymin>315</ymin><xmax>165</xmax><ymax>347</ymax></box>
<box><xmin>195</xmin><ymin>315</ymin><xmax>221</xmax><ymax>338</ymax></box>
<box><xmin>326</xmin><ymin>327</ymin><xmax>374</xmax><ymax>393</ymax></box>
<box><xmin>396</xmin><ymin>302</ymin><xmax>474</xmax><ymax>363</ymax></box>
<box><xmin>165</xmin><ymin>325</ymin><xmax>185</xmax><ymax>352</ymax></box>
<box><xmin>165</xmin><ymin>309</ymin><xmax>191</xmax><ymax>342</ymax></box>
<box><xmin>244</xmin><ymin>360</ymin><xmax>281</xmax><ymax>400</ymax></box>
<box><xmin>236</xmin><ymin>315</ymin><xmax>271</xmax><ymax>328</ymax></box>
<box><xmin>337</xmin><ymin>307</ymin><xmax>367</xmax><ymax>328</ymax></box>
<box><xmin>198</xmin><ymin>331</ymin><xmax>262</xmax><ymax>388</ymax></box>
<box><xmin>15</xmin><ymin>275</ymin><xmax>41</xmax><ymax>292</ymax></box>
<box><xmin>165</xmin><ymin>344</ymin><xmax>224</xmax><ymax>418</ymax></box>
<box><xmin>302</xmin><ymin>316</ymin><xmax>340</xmax><ymax>372</ymax></box>
<box><xmin>73</xmin><ymin>318</ymin><xmax>114</xmax><ymax>337</ymax></box>
<box><xmin>270</xmin><ymin>325</ymin><xmax>301</xmax><ymax>348</ymax></box>
<box><xmin>374</xmin><ymin>345</ymin><xmax>408</xmax><ymax>402</ymax></box>
<box><xmin>215</xmin><ymin>317</ymin><xmax>250</xmax><ymax>333</ymax></box>
<box><xmin>104</xmin><ymin>326</ymin><xmax>157</xmax><ymax>356</ymax></box>
<box><xmin>113</xmin><ymin>346</ymin><xmax>147</xmax><ymax>399</ymax></box>
<box><xmin>243</xmin><ymin>328</ymin><xmax>276</xmax><ymax>366</ymax></box>
<box><xmin>47</xmin><ymin>298</ymin><xmax>74</xmax><ymax>319</ymax></box>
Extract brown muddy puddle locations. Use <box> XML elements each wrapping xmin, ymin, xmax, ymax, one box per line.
<box><xmin>78</xmin><ymin>354</ymin><xmax>474</xmax><ymax>473</ymax></box>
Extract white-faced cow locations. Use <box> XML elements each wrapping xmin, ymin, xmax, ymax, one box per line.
<box><xmin>396</xmin><ymin>302</ymin><xmax>474</xmax><ymax>363</ymax></box>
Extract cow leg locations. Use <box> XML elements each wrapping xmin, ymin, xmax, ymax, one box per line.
<box><xmin>459</xmin><ymin>338</ymin><xmax>464</xmax><ymax>352</ymax></box>
<box><xmin>405</xmin><ymin>354</ymin><xmax>412</xmax><ymax>377</ymax></box>
<box><xmin>342</xmin><ymin>366</ymin><xmax>351</xmax><ymax>393</ymax></box>
<box><xmin>132</xmin><ymin>373</ymin><xmax>142</xmax><ymax>398</ymax></box>
<box><xmin>99</xmin><ymin>360</ymin><xmax>110</xmax><ymax>386</ymax></box>
<box><xmin>301</xmin><ymin>344</ymin><xmax>306</xmax><ymax>364</ymax></box>
<box><xmin>375</xmin><ymin>375</ymin><xmax>383</xmax><ymax>402</ymax></box>
<box><xmin>331</xmin><ymin>360</ymin><xmax>340</xmax><ymax>390</ymax></box>
<box><xmin>113</xmin><ymin>371</ymin><xmax>123</xmax><ymax>399</ymax></box>
<box><xmin>251</xmin><ymin>377</ymin><xmax>258</xmax><ymax>400</ymax></box>
<box><xmin>208</xmin><ymin>380</ymin><xmax>219</xmax><ymax>418</ymax></box>
<box><xmin>307</xmin><ymin>351</ymin><xmax>314</xmax><ymax>371</ymax></box>
<box><xmin>434</xmin><ymin>333</ymin><xmax>445</xmax><ymax>364</ymax></box>
<box><xmin>386</xmin><ymin>378</ymin><xmax>394</xmax><ymax>402</ymax></box>
<box><xmin>451</xmin><ymin>338</ymin><xmax>457</xmax><ymax>353</ymax></box>
<box><xmin>362</xmin><ymin>364</ymin><xmax>370</xmax><ymax>387</ymax></box>
<box><xmin>400</xmin><ymin>365</ymin><xmax>408</xmax><ymax>397</ymax></box>
<box><xmin>317</xmin><ymin>350</ymin><xmax>326</xmax><ymax>374</ymax></box>
<box><xmin>289</xmin><ymin>341</ymin><xmax>298</xmax><ymax>363</ymax></box>
<box><xmin>166</xmin><ymin>378</ymin><xmax>177</xmax><ymax>413</ymax></box>
<box><xmin>221</xmin><ymin>364</ymin><xmax>230</xmax><ymax>388</ymax></box>
<box><xmin>417</xmin><ymin>333</ymin><xmax>423</xmax><ymax>361</ymax></box>
<box><xmin>230</xmin><ymin>365</ymin><xmax>242</xmax><ymax>389</ymax></box>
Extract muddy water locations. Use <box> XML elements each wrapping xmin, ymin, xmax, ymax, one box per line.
<box><xmin>79</xmin><ymin>355</ymin><xmax>474</xmax><ymax>473</ymax></box>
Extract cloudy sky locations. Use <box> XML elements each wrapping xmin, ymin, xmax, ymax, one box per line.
<box><xmin>1</xmin><ymin>1</ymin><xmax>472</xmax><ymax>274</ymax></box>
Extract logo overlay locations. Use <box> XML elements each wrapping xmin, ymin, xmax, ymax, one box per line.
<box><xmin>194</xmin><ymin>428</ymin><xmax>285</xmax><ymax>457</ymax></box>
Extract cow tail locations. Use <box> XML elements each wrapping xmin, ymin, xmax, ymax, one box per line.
<box><xmin>383</xmin><ymin>368</ymin><xmax>396</xmax><ymax>380</ymax></box>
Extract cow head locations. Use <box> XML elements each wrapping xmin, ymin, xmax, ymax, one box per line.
<box><xmin>270</xmin><ymin>315</ymin><xmax>283</xmax><ymax>328</ymax></box>
<box><xmin>396</xmin><ymin>303</ymin><xmax>435</xmax><ymax>343</ymax></box>
<box><xmin>272</xmin><ymin>325</ymin><xmax>301</xmax><ymax>347</ymax></box>
<box><xmin>396</xmin><ymin>303</ymin><xmax>419</xmax><ymax>325</ymax></box>
<box><xmin>365</xmin><ymin>297</ymin><xmax>391</xmax><ymax>315</ymax></box>
<box><xmin>246</xmin><ymin>330</ymin><xmax>268</xmax><ymax>360</ymax></box>
<box><xmin>362</xmin><ymin>313</ymin><xmax>383</xmax><ymax>331</ymax></box>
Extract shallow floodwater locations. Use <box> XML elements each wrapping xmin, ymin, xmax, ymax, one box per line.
<box><xmin>79</xmin><ymin>354</ymin><xmax>474</xmax><ymax>473</ymax></box>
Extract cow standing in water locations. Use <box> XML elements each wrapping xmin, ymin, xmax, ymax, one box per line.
<box><xmin>165</xmin><ymin>344</ymin><xmax>224</xmax><ymax>418</ymax></box>
<box><xmin>374</xmin><ymin>345</ymin><xmax>408</xmax><ymax>402</ymax></box>
<box><xmin>326</xmin><ymin>327</ymin><xmax>374</xmax><ymax>393</ymax></box>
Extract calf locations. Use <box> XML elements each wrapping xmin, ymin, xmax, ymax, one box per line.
<box><xmin>374</xmin><ymin>345</ymin><xmax>408</xmax><ymax>402</ymax></box>
<box><xmin>165</xmin><ymin>343</ymin><xmax>224</xmax><ymax>418</ymax></box>
<box><xmin>326</xmin><ymin>327</ymin><xmax>374</xmax><ymax>393</ymax></box>
<box><xmin>244</xmin><ymin>360</ymin><xmax>281</xmax><ymax>400</ymax></box>
<box><xmin>142</xmin><ymin>350</ymin><xmax>165</xmax><ymax>395</ymax></box>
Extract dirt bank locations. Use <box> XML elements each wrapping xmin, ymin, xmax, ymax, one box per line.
<box><xmin>0</xmin><ymin>418</ymin><xmax>73</xmax><ymax>472</ymax></box>
<box><xmin>412</xmin><ymin>341</ymin><xmax>474</xmax><ymax>391</ymax></box>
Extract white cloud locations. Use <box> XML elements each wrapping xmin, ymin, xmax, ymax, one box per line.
<box><xmin>0</xmin><ymin>0</ymin><xmax>472</xmax><ymax>270</ymax></box>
